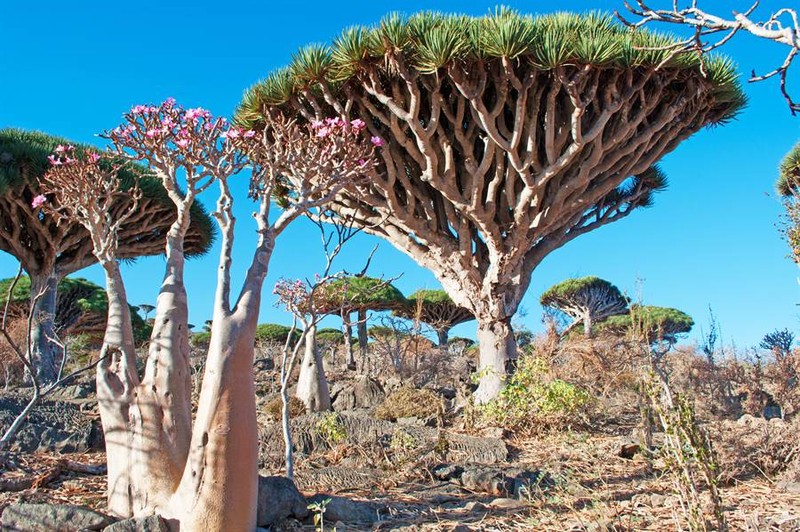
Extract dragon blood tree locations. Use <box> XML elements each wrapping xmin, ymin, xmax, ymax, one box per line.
<box><xmin>778</xmin><ymin>142</ymin><xmax>800</xmax><ymax>262</ymax></box>
<box><xmin>596</xmin><ymin>304</ymin><xmax>694</xmax><ymax>355</ymax></box>
<box><xmin>395</xmin><ymin>289</ymin><xmax>475</xmax><ymax>347</ymax></box>
<box><xmin>540</xmin><ymin>276</ymin><xmax>629</xmax><ymax>337</ymax></box>
<box><xmin>316</xmin><ymin>275</ymin><xmax>407</xmax><ymax>370</ymax></box>
<box><xmin>0</xmin><ymin>129</ymin><xmax>213</xmax><ymax>384</ymax></box>
<box><xmin>236</xmin><ymin>9</ymin><xmax>745</xmax><ymax>402</ymax></box>
<box><xmin>40</xmin><ymin>100</ymin><xmax>378</xmax><ymax>530</ymax></box>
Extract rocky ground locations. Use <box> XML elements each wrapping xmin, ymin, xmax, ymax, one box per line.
<box><xmin>0</xmin><ymin>373</ymin><xmax>798</xmax><ymax>531</ymax></box>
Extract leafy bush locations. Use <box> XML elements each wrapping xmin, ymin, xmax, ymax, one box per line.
<box><xmin>480</xmin><ymin>353</ymin><xmax>590</xmax><ymax>431</ymax></box>
<box><xmin>374</xmin><ymin>386</ymin><xmax>440</xmax><ymax>421</ymax></box>
<box><xmin>315</xmin><ymin>412</ymin><xmax>347</xmax><ymax>445</ymax></box>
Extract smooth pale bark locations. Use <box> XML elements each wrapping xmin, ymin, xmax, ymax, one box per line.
<box><xmin>27</xmin><ymin>272</ymin><xmax>60</xmax><ymax>385</ymax></box>
<box><xmin>168</xmin><ymin>313</ymin><xmax>259</xmax><ymax>531</ymax></box>
<box><xmin>295</xmin><ymin>325</ymin><xmax>331</xmax><ymax>412</ymax></box>
<box><xmin>472</xmin><ymin>319</ymin><xmax>516</xmax><ymax>405</ymax></box>
<box><xmin>584</xmin><ymin>309</ymin><xmax>593</xmax><ymax>338</ymax></box>
<box><xmin>95</xmin><ymin>260</ymin><xmax>140</xmax><ymax>517</ymax></box>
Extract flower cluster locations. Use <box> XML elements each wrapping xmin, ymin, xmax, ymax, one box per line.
<box><xmin>31</xmin><ymin>194</ymin><xmax>47</xmax><ymax>209</ymax></box>
<box><xmin>309</xmin><ymin>117</ymin><xmax>384</xmax><ymax>148</ymax></box>
<box><xmin>273</xmin><ymin>278</ymin><xmax>312</xmax><ymax>315</ymax></box>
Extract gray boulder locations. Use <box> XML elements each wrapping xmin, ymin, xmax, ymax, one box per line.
<box><xmin>257</xmin><ymin>475</ymin><xmax>309</xmax><ymax>527</ymax></box>
<box><xmin>103</xmin><ymin>515</ymin><xmax>170</xmax><ymax>531</ymax></box>
<box><xmin>1</xmin><ymin>503</ymin><xmax>113</xmax><ymax>531</ymax></box>
<box><xmin>306</xmin><ymin>495</ymin><xmax>383</xmax><ymax>525</ymax></box>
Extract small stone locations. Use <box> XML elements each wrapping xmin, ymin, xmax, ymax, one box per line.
<box><xmin>464</xmin><ymin>501</ymin><xmax>488</xmax><ymax>513</ymax></box>
<box><xmin>488</xmin><ymin>498</ymin><xmax>527</xmax><ymax>510</ymax></box>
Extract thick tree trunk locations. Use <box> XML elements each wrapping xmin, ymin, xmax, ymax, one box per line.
<box><xmin>168</xmin><ymin>314</ymin><xmax>258</xmax><ymax>532</ymax></box>
<box><xmin>295</xmin><ymin>325</ymin><xmax>331</xmax><ymax>412</ymax></box>
<box><xmin>583</xmin><ymin>309</ymin><xmax>593</xmax><ymax>338</ymax></box>
<box><xmin>437</xmin><ymin>328</ymin><xmax>449</xmax><ymax>348</ymax></box>
<box><xmin>472</xmin><ymin>318</ymin><xmax>517</xmax><ymax>405</ymax></box>
<box><xmin>95</xmin><ymin>261</ymin><xmax>140</xmax><ymax>518</ymax></box>
<box><xmin>27</xmin><ymin>272</ymin><xmax>60</xmax><ymax>385</ymax></box>
<box><xmin>356</xmin><ymin>308</ymin><xmax>368</xmax><ymax>357</ymax></box>
<box><xmin>342</xmin><ymin>315</ymin><xmax>355</xmax><ymax>370</ymax></box>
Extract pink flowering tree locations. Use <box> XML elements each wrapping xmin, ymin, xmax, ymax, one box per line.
<box><xmin>41</xmin><ymin>99</ymin><xmax>380</xmax><ymax>530</ymax></box>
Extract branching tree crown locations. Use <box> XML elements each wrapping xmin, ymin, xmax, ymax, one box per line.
<box><xmin>540</xmin><ymin>276</ymin><xmax>629</xmax><ymax>336</ymax></box>
<box><xmin>394</xmin><ymin>289</ymin><xmax>475</xmax><ymax>345</ymax></box>
<box><xmin>596</xmin><ymin>304</ymin><xmax>694</xmax><ymax>346</ymax></box>
<box><xmin>236</xmin><ymin>8</ymin><xmax>744</xmax><ymax>402</ymax></box>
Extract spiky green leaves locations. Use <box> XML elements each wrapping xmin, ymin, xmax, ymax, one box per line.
<box><xmin>540</xmin><ymin>276</ymin><xmax>626</xmax><ymax>308</ymax></box>
<box><xmin>777</xmin><ymin>142</ymin><xmax>800</xmax><ymax>196</ymax></box>
<box><xmin>236</xmin><ymin>8</ymin><xmax>744</xmax><ymax>127</ymax></box>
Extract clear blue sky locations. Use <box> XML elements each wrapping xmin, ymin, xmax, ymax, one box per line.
<box><xmin>1</xmin><ymin>0</ymin><xmax>798</xmax><ymax>349</ymax></box>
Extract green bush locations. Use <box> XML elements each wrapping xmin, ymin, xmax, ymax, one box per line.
<box><xmin>315</xmin><ymin>412</ymin><xmax>347</xmax><ymax>445</ymax></box>
<box><xmin>480</xmin><ymin>353</ymin><xmax>590</xmax><ymax>431</ymax></box>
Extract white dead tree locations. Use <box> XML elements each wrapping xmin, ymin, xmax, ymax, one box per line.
<box><xmin>40</xmin><ymin>100</ymin><xmax>379</xmax><ymax>530</ymax></box>
<box><xmin>618</xmin><ymin>0</ymin><xmax>800</xmax><ymax>114</ymax></box>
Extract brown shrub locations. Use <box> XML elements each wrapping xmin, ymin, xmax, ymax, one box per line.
<box><xmin>374</xmin><ymin>386</ymin><xmax>440</xmax><ymax>421</ymax></box>
<box><xmin>264</xmin><ymin>395</ymin><xmax>306</xmax><ymax>421</ymax></box>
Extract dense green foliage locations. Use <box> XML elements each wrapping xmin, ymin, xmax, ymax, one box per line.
<box><xmin>237</xmin><ymin>9</ymin><xmax>744</xmax><ymax>127</ymax></box>
<box><xmin>777</xmin><ymin>142</ymin><xmax>800</xmax><ymax>196</ymax></box>
<box><xmin>255</xmin><ymin>323</ymin><xmax>303</xmax><ymax>344</ymax></box>
<box><xmin>318</xmin><ymin>276</ymin><xmax>407</xmax><ymax>313</ymax></box>
<box><xmin>596</xmin><ymin>304</ymin><xmax>694</xmax><ymax>343</ymax></box>
<box><xmin>0</xmin><ymin>275</ymin><xmax>148</xmax><ymax>343</ymax></box>
<box><xmin>540</xmin><ymin>276</ymin><xmax>627</xmax><ymax>306</ymax></box>
<box><xmin>480</xmin><ymin>352</ymin><xmax>590</xmax><ymax>430</ymax></box>
<box><xmin>315</xmin><ymin>328</ymin><xmax>346</xmax><ymax>345</ymax></box>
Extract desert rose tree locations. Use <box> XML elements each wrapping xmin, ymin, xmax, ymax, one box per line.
<box><xmin>540</xmin><ymin>276</ymin><xmax>629</xmax><ymax>337</ymax></box>
<box><xmin>41</xmin><ymin>100</ymin><xmax>379</xmax><ymax>530</ymax></box>
<box><xmin>237</xmin><ymin>9</ymin><xmax>745</xmax><ymax>402</ymax></box>
<box><xmin>0</xmin><ymin>129</ymin><xmax>213</xmax><ymax>384</ymax></box>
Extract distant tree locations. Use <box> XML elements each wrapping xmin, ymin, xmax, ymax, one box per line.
<box><xmin>239</xmin><ymin>9</ymin><xmax>743</xmax><ymax>402</ymax></box>
<box><xmin>0</xmin><ymin>129</ymin><xmax>214</xmax><ymax>384</ymax></box>
<box><xmin>255</xmin><ymin>323</ymin><xmax>302</xmax><ymax>345</ymax></box>
<box><xmin>760</xmin><ymin>328</ymin><xmax>795</xmax><ymax>359</ymax></box>
<box><xmin>597</xmin><ymin>304</ymin><xmax>694</xmax><ymax>356</ymax></box>
<box><xmin>394</xmin><ymin>289</ymin><xmax>475</xmax><ymax>346</ymax></box>
<box><xmin>540</xmin><ymin>276</ymin><xmax>629</xmax><ymax>337</ymax></box>
<box><xmin>317</xmin><ymin>276</ymin><xmax>406</xmax><ymax>370</ymax></box>
<box><xmin>0</xmin><ymin>275</ymin><xmax>148</xmax><ymax>348</ymax></box>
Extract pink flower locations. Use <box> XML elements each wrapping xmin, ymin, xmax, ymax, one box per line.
<box><xmin>326</xmin><ymin>117</ymin><xmax>345</xmax><ymax>128</ymax></box>
<box><xmin>316</xmin><ymin>127</ymin><xmax>331</xmax><ymax>138</ymax></box>
<box><xmin>163</xmin><ymin>97</ymin><xmax>176</xmax><ymax>107</ymax></box>
<box><xmin>47</xmin><ymin>155</ymin><xmax>61</xmax><ymax>165</ymax></box>
<box><xmin>54</xmin><ymin>145</ymin><xmax>66</xmax><ymax>153</ymax></box>
<box><xmin>311</xmin><ymin>120</ymin><xmax>324</xmax><ymax>129</ymax></box>
<box><xmin>64</xmin><ymin>157</ymin><xmax>75</xmax><ymax>164</ymax></box>
<box><xmin>31</xmin><ymin>194</ymin><xmax>47</xmax><ymax>209</ymax></box>
<box><xmin>131</xmin><ymin>104</ymin><xmax>148</xmax><ymax>115</ymax></box>
<box><xmin>176</xmin><ymin>139</ymin><xmax>190</xmax><ymax>149</ymax></box>
<box><xmin>145</xmin><ymin>129</ymin><xmax>161</xmax><ymax>138</ymax></box>
<box><xmin>370</xmin><ymin>136</ymin><xmax>385</xmax><ymax>147</ymax></box>
<box><xmin>243</xmin><ymin>130</ymin><xmax>256</xmax><ymax>138</ymax></box>
<box><xmin>350</xmin><ymin>119</ymin><xmax>366</xmax><ymax>130</ymax></box>
<box><xmin>225</xmin><ymin>129</ymin><xmax>241</xmax><ymax>139</ymax></box>
<box><xmin>357</xmin><ymin>159</ymin><xmax>367</xmax><ymax>167</ymax></box>
<box><xmin>89</xmin><ymin>153</ymin><xmax>101</xmax><ymax>163</ymax></box>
